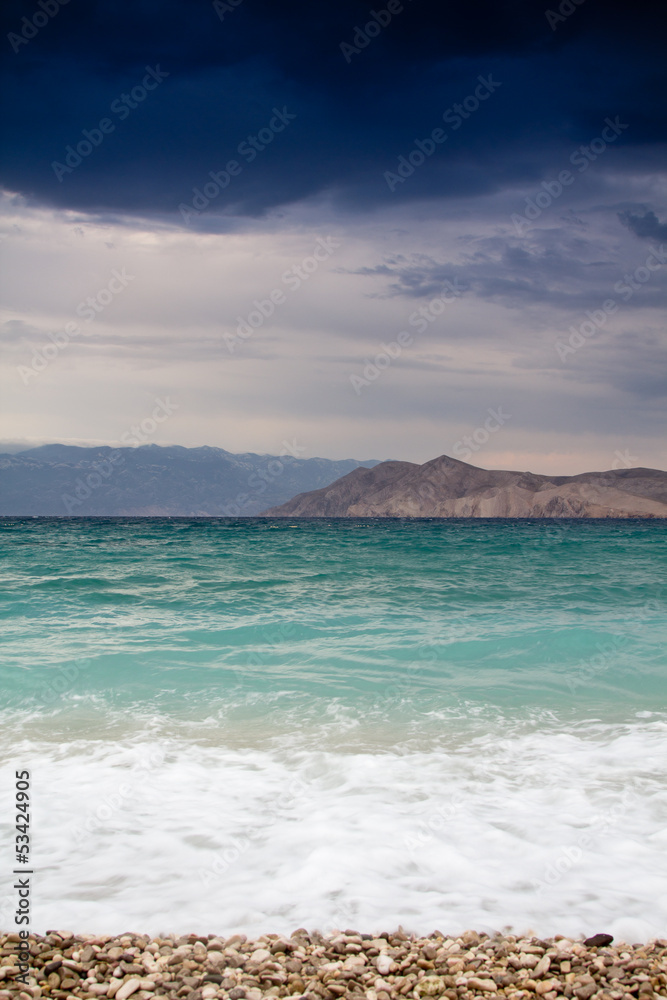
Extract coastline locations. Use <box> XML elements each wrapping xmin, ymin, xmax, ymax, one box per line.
<box><xmin>2</xmin><ymin>930</ymin><xmax>665</xmax><ymax>1000</ymax></box>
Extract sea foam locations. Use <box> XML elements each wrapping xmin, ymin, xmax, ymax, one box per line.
<box><xmin>2</xmin><ymin>714</ymin><xmax>665</xmax><ymax>940</ymax></box>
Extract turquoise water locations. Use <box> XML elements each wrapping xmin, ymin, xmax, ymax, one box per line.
<box><xmin>1</xmin><ymin>518</ymin><xmax>666</xmax><ymax>938</ymax></box>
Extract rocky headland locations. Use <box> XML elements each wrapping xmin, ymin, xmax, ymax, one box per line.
<box><xmin>263</xmin><ymin>455</ymin><xmax>667</xmax><ymax>518</ymax></box>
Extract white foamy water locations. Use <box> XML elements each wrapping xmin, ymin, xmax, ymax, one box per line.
<box><xmin>2</xmin><ymin>715</ymin><xmax>667</xmax><ymax>941</ymax></box>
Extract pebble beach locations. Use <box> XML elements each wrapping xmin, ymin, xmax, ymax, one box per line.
<box><xmin>2</xmin><ymin>930</ymin><xmax>666</xmax><ymax>1000</ymax></box>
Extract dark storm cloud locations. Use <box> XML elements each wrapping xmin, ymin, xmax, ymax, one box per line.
<box><xmin>1</xmin><ymin>0</ymin><xmax>665</xmax><ymax>220</ymax></box>
<box><xmin>619</xmin><ymin>210</ymin><xmax>667</xmax><ymax>242</ymax></box>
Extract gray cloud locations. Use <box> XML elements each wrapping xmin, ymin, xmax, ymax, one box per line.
<box><xmin>619</xmin><ymin>209</ymin><xmax>667</xmax><ymax>242</ymax></box>
<box><xmin>349</xmin><ymin>221</ymin><xmax>667</xmax><ymax>319</ymax></box>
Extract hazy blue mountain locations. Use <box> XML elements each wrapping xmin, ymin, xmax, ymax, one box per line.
<box><xmin>0</xmin><ymin>444</ymin><xmax>380</xmax><ymax>516</ymax></box>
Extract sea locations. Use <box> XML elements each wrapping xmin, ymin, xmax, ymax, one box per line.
<box><xmin>1</xmin><ymin>517</ymin><xmax>666</xmax><ymax>941</ymax></box>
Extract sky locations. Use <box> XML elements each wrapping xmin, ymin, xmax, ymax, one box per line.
<box><xmin>1</xmin><ymin>0</ymin><xmax>665</xmax><ymax>474</ymax></box>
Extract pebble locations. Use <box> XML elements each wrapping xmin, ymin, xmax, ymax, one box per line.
<box><xmin>374</xmin><ymin>955</ymin><xmax>393</xmax><ymax>976</ymax></box>
<box><xmin>416</xmin><ymin>975</ymin><xmax>446</xmax><ymax>995</ymax></box>
<box><xmin>115</xmin><ymin>980</ymin><xmax>142</xmax><ymax>1000</ymax></box>
<box><xmin>533</xmin><ymin>955</ymin><xmax>551</xmax><ymax>977</ymax></box>
<box><xmin>248</xmin><ymin>951</ymin><xmax>271</xmax><ymax>966</ymax></box>
<box><xmin>467</xmin><ymin>977</ymin><xmax>497</xmax><ymax>991</ymax></box>
<box><xmin>584</xmin><ymin>934</ymin><xmax>615</xmax><ymax>948</ymax></box>
<box><xmin>1</xmin><ymin>930</ymin><xmax>665</xmax><ymax>1000</ymax></box>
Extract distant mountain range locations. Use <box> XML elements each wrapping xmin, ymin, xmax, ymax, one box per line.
<box><xmin>264</xmin><ymin>453</ymin><xmax>667</xmax><ymax>518</ymax></box>
<box><xmin>0</xmin><ymin>444</ymin><xmax>380</xmax><ymax>516</ymax></box>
